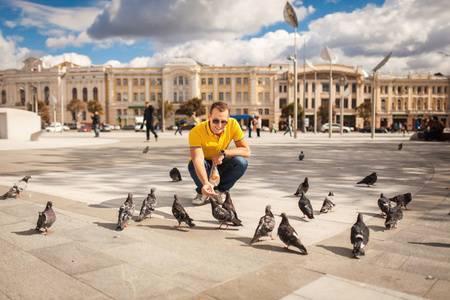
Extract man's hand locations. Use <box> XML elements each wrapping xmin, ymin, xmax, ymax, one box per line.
<box><xmin>212</xmin><ymin>152</ymin><xmax>225</xmax><ymax>165</ymax></box>
<box><xmin>201</xmin><ymin>182</ymin><xmax>217</xmax><ymax>197</ymax></box>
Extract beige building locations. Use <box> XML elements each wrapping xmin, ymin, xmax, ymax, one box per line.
<box><xmin>1</xmin><ymin>56</ymin><xmax>449</xmax><ymax>130</ymax></box>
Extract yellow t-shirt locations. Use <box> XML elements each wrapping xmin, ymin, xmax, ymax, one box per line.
<box><xmin>189</xmin><ymin>118</ymin><xmax>245</xmax><ymax>160</ymax></box>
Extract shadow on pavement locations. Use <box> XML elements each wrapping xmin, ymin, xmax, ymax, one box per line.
<box><xmin>13</xmin><ymin>229</ymin><xmax>42</xmax><ymax>236</ymax></box>
<box><xmin>316</xmin><ymin>244</ymin><xmax>351</xmax><ymax>258</ymax></box>
<box><xmin>408</xmin><ymin>242</ymin><xmax>450</xmax><ymax>248</ymax></box>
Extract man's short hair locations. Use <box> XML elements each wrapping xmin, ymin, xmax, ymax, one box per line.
<box><xmin>210</xmin><ymin>101</ymin><xmax>229</xmax><ymax>114</ymax></box>
<box><xmin>145</xmin><ymin>102</ymin><xmax>149</xmax><ymax>105</ymax></box>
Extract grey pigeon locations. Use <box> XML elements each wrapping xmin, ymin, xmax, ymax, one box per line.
<box><xmin>357</xmin><ymin>172</ymin><xmax>377</xmax><ymax>186</ymax></box>
<box><xmin>398</xmin><ymin>143</ymin><xmax>403</xmax><ymax>151</ymax></box>
<box><xmin>172</xmin><ymin>195</ymin><xmax>195</xmax><ymax>228</ymax></box>
<box><xmin>143</xmin><ymin>146</ymin><xmax>149</xmax><ymax>154</ymax></box>
<box><xmin>35</xmin><ymin>201</ymin><xmax>56</xmax><ymax>234</ymax></box>
<box><xmin>299</xmin><ymin>151</ymin><xmax>305</xmax><ymax>161</ymax></box>
<box><xmin>2</xmin><ymin>175</ymin><xmax>31</xmax><ymax>199</ymax></box>
<box><xmin>169</xmin><ymin>167</ymin><xmax>182</xmax><ymax>182</ymax></box>
<box><xmin>377</xmin><ymin>193</ymin><xmax>391</xmax><ymax>216</ymax></box>
<box><xmin>294</xmin><ymin>177</ymin><xmax>309</xmax><ymax>196</ymax></box>
<box><xmin>389</xmin><ymin>193</ymin><xmax>412</xmax><ymax>210</ymax></box>
<box><xmin>277</xmin><ymin>213</ymin><xmax>308</xmax><ymax>254</ymax></box>
<box><xmin>222</xmin><ymin>191</ymin><xmax>242</xmax><ymax>225</ymax></box>
<box><xmin>210</xmin><ymin>197</ymin><xmax>242</xmax><ymax>229</ymax></box>
<box><xmin>136</xmin><ymin>187</ymin><xmax>157</xmax><ymax>222</ymax></box>
<box><xmin>350</xmin><ymin>213</ymin><xmax>369</xmax><ymax>258</ymax></box>
<box><xmin>116</xmin><ymin>193</ymin><xmax>135</xmax><ymax>230</ymax></box>
<box><xmin>385</xmin><ymin>203</ymin><xmax>403</xmax><ymax>229</ymax></box>
<box><xmin>320</xmin><ymin>192</ymin><xmax>336</xmax><ymax>213</ymax></box>
<box><xmin>298</xmin><ymin>191</ymin><xmax>314</xmax><ymax>219</ymax></box>
<box><xmin>250</xmin><ymin>205</ymin><xmax>275</xmax><ymax>244</ymax></box>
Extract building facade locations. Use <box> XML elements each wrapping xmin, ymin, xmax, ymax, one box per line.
<box><xmin>1</xmin><ymin>56</ymin><xmax>449</xmax><ymax>130</ymax></box>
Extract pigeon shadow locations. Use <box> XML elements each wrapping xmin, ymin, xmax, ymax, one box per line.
<box><xmin>316</xmin><ymin>245</ymin><xmax>351</xmax><ymax>258</ymax></box>
<box><xmin>225</xmin><ymin>236</ymin><xmax>253</xmax><ymax>245</ymax></box>
<box><xmin>93</xmin><ymin>221</ymin><xmax>118</xmax><ymax>231</ymax></box>
<box><xmin>251</xmin><ymin>243</ymin><xmax>308</xmax><ymax>255</ymax></box>
<box><xmin>149</xmin><ymin>224</ymin><xmax>194</xmax><ymax>232</ymax></box>
<box><xmin>408</xmin><ymin>242</ymin><xmax>450</xmax><ymax>248</ymax></box>
<box><xmin>288</xmin><ymin>214</ymin><xmax>313</xmax><ymax>222</ymax></box>
<box><xmin>359</xmin><ymin>211</ymin><xmax>384</xmax><ymax>218</ymax></box>
<box><xmin>13</xmin><ymin>229</ymin><xmax>41</xmax><ymax>236</ymax></box>
<box><xmin>368</xmin><ymin>225</ymin><xmax>386</xmax><ymax>232</ymax></box>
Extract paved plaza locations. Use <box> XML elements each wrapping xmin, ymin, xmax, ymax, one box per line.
<box><xmin>0</xmin><ymin>130</ymin><xmax>449</xmax><ymax>299</ymax></box>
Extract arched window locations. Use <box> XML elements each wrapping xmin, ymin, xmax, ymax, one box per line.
<box><xmin>397</xmin><ymin>99</ymin><xmax>402</xmax><ymax>110</ymax></box>
<box><xmin>417</xmin><ymin>98</ymin><xmax>422</xmax><ymax>110</ymax></box>
<box><xmin>72</xmin><ymin>88</ymin><xmax>77</xmax><ymax>100</ymax></box>
<box><xmin>1</xmin><ymin>90</ymin><xmax>6</xmax><ymax>104</ymax></box>
<box><xmin>381</xmin><ymin>99</ymin><xmax>386</xmax><ymax>111</ymax></box>
<box><xmin>44</xmin><ymin>86</ymin><xmax>50</xmax><ymax>106</ymax></box>
<box><xmin>93</xmin><ymin>87</ymin><xmax>98</xmax><ymax>101</ymax></box>
<box><xmin>83</xmin><ymin>87</ymin><xmax>88</xmax><ymax>102</ymax></box>
<box><xmin>437</xmin><ymin>98</ymin><xmax>441</xmax><ymax>110</ymax></box>
<box><xmin>173</xmin><ymin>78</ymin><xmax>177</xmax><ymax>85</ymax></box>
<box><xmin>20</xmin><ymin>88</ymin><xmax>26</xmax><ymax>105</ymax></box>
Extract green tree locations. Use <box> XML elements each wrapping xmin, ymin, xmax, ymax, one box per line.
<box><xmin>156</xmin><ymin>99</ymin><xmax>174</xmax><ymax>119</ymax></box>
<box><xmin>27</xmin><ymin>100</ymin><xmax>50</xmax><ymax>123</ymax></box>
<box><xmin>67</xmin><ymin>99</ymin><xmax>87</xmax><ymax>121</ymax></box>
<box><xmin>356</xmin><ymin>102</ymin><xmax>372</xmax><ymax>126</ymax></box>
<box><xmin>318</xmin><ymin>103</ymin><xmax>336</xmax><ymax>123</ymax></box>
<box><xmin>178</xmin><ymin>97</ymin><xmax>206</xmax><ymax>117</ymax></box>
<box><xmin>87</xmin><ymin>100</ymin><xmax>103</xmax><ymax>114</ymax></box>
<box><xmin>280</xmin><ymin>102</ymin><xmax>303</xmax><ymax>119</ymax></box>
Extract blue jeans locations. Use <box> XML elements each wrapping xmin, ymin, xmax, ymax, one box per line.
<box><xmin>93</xmin><ymin>124</ymin><xmax>99</xmax><ymax>137</ymax></box>
<box><xmin>188</xmin><ymin>156</ymin><xmax>248</xmax><ymax>194</ymax></box>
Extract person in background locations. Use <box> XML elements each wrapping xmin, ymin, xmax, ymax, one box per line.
<box><xmin>271</xmin><ymin>121</ymin><xmax>277</xmax><ymax>133</ymax></box>
<box><xmin>414</xmin><ymin>119</ymin><xmax>421</xmax><ymax>132</ymax></box>
<box><xmin>284</xmin><ymin>115</ymin><xmax>292</xmax><ymax>137</ymax></box>
<box><xmin>248</xmin><ymin>116</ymin><xmax>254</xmax><ymax>138</ymax></box>
<box><xmin>91</xmin><ymin>111</ymin><xmax>100</xmax><ymax>138</ymax></box>
<box><xmin>255</xmin><ymin>115</ymin><xmax>262</xmax><ymax>138</ymax></box>
<box><xmin>142</xmin><ymin>102</ymin><xmax>158</xmax><ymax>142</ymax></box>
<box><xmin>175</xmin><ymin>119</ymin><xmax>183</xmax><ymax>135</ymax></box>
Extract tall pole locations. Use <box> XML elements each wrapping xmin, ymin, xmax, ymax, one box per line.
<box><xmin>371</xmin><ymin>72</ymin><xmax>376</xmax><ymax>139</ymax></box>
<box><xmin>161</xmin><ymin>51</ymin><xmax>165</xmax><ymax>132</ymax></box>
<box><xmin>314</xmin><ymin>70</ymin><xmax>317</xmax><ymax>134</ymax></box>
<box><xmin>329</xmin><ymin>61</ymin><xmax>332</xmax><ymax>138</ymax></box>
<box><xmin>293</xmin><ymin>28</ymin><xmax>298</xmax><ymax>138</ymax></box>
<box><xmin>302</xmin><ymin>39</ymin><xmax>306</xmax><ymax>133</ymax></box>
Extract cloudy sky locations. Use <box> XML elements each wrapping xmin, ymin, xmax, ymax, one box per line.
<box><xmin>0</xmin><ymin>0</ymin><xmax>449</xmax><ymax>75</ymax></box>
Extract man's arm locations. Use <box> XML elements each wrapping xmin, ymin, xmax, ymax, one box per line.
<box><xmin>190</xmin><ymin>147</ymin><xmax>216</xmax><ymax>197</ymax></box>
<box><xmin>211</xmin><ymin>138</ymin><xmax>251</xmax><ymax>165</ymax></box>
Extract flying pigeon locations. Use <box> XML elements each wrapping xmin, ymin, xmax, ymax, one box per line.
<box><xmin>277</xmin><ymin>213</ymin><xmax>308</xmax><ymax>254</ymax></box>
<box><xmin>299</xmin><ymin>151</ymin><xmax>305</xmax><ymax>161</ymax></box>
<box><xmin>385</xmin><ymin>203</ymin><xmax>403</xmax><ymax>229</ymax></box>
<box><xmin>169</xmin><ymin>167</ymin><xmax>182</xmax><ymax>182</ymax></box>
<box><xmin>250</xmin><ymin>205</ymin><xmax>275</xmax><ymax>244</ymax></box>
<box><xmin>357</xmin><ymin>172</ymin><xmax>377</xmax><ymax>186</ymax></box>
<box><xmin>116</xmin><ymin>193</ymin><xmax>135</xmax><ymax>231</ymax></box>
<box><xmin>320</xmin><ymin>192</ymin><xmax>336</xmax><ymax>213</ymax></box>
<box><xmin>210</xmin><ymin>197</ymin><xmax>242</xmax><ymax>229</ymax></box>
<box><xmin>389</xmin><ymin>193</ymin><xmax>412</xmax><ymax>210</ymax></box>
<box><xmin>398</xmin><ymin>143</ymin><xmax>403</xmax><ymax>151</ymax></box>
<box><xmin>172</xmin><ymin>195</ymin><xmax>195</xmax><ymax>228</ymax></box>
<box><xmin>136</xmin><ymin>187</ymin><xmax>157</xmax><ymax>222</ymax></box>
<box><xmin>222</xmin><ymin>191</ymin><xmax>242</xmax><ymax>225</ymax></box>
<box><xmin>377</xmin><ymin>193</ymin><xmax>391</xmax><ymax>216</ymax></box>
<box><xmin>298</xmin><ymin>191</ymin><xmax>314</xmax><ymax>219</ymax></box>
<box><xmin>350</xmin><ymin>213</ymin><xmax>369</xmax><ymax>258</ymax></box>
<box><xmin>35</xmin><ymin>201</ymin><xmax>56</xmax><ymax>234</ymax></box>
<box><xmin>294</xmin><ymin>177</ymin><xmax>309</xmax><ymax>196</ymax></box>
<box><xmin>2</xmin><ymin>175</ymin><xmax>32</xmax><ymax>199</ymax></box>
<box><xmin>143</xmin><ymin>146</ymin><xmax>149</xmax><ymax>154</ymax></box>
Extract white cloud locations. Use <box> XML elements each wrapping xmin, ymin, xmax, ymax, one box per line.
<box><xmin>40</xmin><ymin>53</ymin><xmax>92</xmax><ymax>68</ymax></box>
<box><xmin>0</xmin><ymin>30</ymin><xmax>32</xmax><ymax>69</ymax></box>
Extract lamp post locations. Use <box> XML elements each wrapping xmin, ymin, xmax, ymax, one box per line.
<box><xmin>306</xmin><ymin>59</ymin><xmax>317</xmax><ymax>133</ymax></box>
<box><xmin>287</xmin><ymin>55</ymin><xmax>298</xmax><ymax>137</ymax></box>
<box><xmin>339</xmin><ymin>74</ymin><xmax>348</xmax><ymax>135</ymax></box>
<box><xmin>30</xmin><ymin>67</ymin><xmax>38</xmax><ymax>115</ymax></box>
<box><xmin>320</xmin><ymin>46</ymin><xmax>336</xmax><ymax>138</ymax></box>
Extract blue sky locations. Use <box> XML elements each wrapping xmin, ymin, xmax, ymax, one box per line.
<box><xmin>0</xmin><ymin>0</ymin><xmax>449</xmax><ymax>74</ymax></box>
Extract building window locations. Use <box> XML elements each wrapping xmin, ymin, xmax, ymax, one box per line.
<box><xmin>173</xmin><ymin>78</ymin><xmax>177</xmax><ymax>85</ymax></box>
<box><xmin>158</xmin><ymin>93</ymin><xmax>162</xmax><ymax>100</ymax></box>
<box><xmin>280</xmin><ymin>98</ymin><xmax>287</xmax><ymax>108</ymax></box>
<box><xmin>179</xmin><ymin>76</ymin><xmax>183</xmax><ymax>85</ymax></box>
<box><xmin>134</xmin><ymin>109</ymin><xmax>139</xmax><ymax>116</ymax></box>
<box><xmin>265</xmin><ymin>92</ymin><xmax>269</xmax><ymax>102</ymax></box>
<box><xmin>93</xmin><ymin>87</ymin><xmax>98</xmax><ymax>100</ymax></box>
<box><xmin>201</xmin><ymin>78</ymin><xmax>206</xmax><ymax>85</ymax></box>
<box><xmin>116</xmin><ymin>79</ymin><xmax>121</xmax><ymax>86</ymax></box>
<box><xmin>236</xmin><ymin>108</ymin><xmax>242</xmax><ymax>115</ymax></box>
<box><xmin>140</xmin><ymin>79</ymin><xmax>145</xmax><ymax>86</ymax></box>
<box><xmin>243</xmin><ymin>92</ymin><xmax>248</xmax><ymax>101</ymax></box>
<box><xmin>219</xmin><ymin>78</ymin><xmax>224</xmax><ymax>85</ymax></box>
<box><xmin>134</xmin><ymin>79</ymin><xmax>138</xmax><ymax>86</ymax></box>
<box><xmin>335</xmin><ymin>98</ymin><xmax>340</xmax><ymax>108</ymax></box>
<box><xmin>352</xmin><ymin>83</ymin><xmax>356</xmax><ymax>93</ymax></box>
<box><xmin>258</xmin><ymin>78</ymin><xmax>263</xmax><ymax>85</ymax></box>
<box><xmin>208</xmin><ymin>92</ymin><xmax>213</xmax><ymax>101</ymax></box>
<box><xmin>226</xmin><ymin>92</ymin><xmax>230</xmax><ymax>102</ymax></box>
<box><xmin>151</xmin><ymin>79</ymin><xmax>156</xmax><ymax>86</ymax></box>
<box><xmin>226</xmin><ymin>78</ymin><xmax>230</xmax><ymax>85</ymax></box>
<box><xmin>2</xmin><ymin>90</ymin><xmax>6</xmax><ymax>104</ymax></box>
<box><xmin>352</xmin><ymin>99</ymin><xmax>356</xmax><ymax>109</ymax></box>
<box><xmin>437</xmin><ymin>99</ymin><xmax>442</xmax><ymax>110</ymax></box>
<box><xmin>312</xmin><ymin>98</ymin><xmax>315</xmax><ymax>108</ymax></box>
<box><xmin>185</xmin><ymin>92</ymin><xmax>188</xmax><ymax>102</ymax></box>
<box><xmin>364</xmin><ymin>84</ymin><xmax>371</xmax><ymax>93</ymax></box>
<box><xmin>344</xmin><ymin>98</ymin><xmax>348</xmax><ymax>108</ymax></box>
<box><xmin>265</xmin><ymin>109</ymin><xmax>269</xmax><ymax>115</ymax></box>
<box><xmin>44</xmin><ymin>86</ymin><xmax>49</xmax><ymax>105</ymax></box>
<box><xmin>123</xmin><ymin>93</ymin><xmax>128</xmax><ymax>101</ymax></box>
<box><xmin>151</xmin><ymin>93</ymin><xmax>155</xmax><ymax>101</ymax></box>
<box><xmin>201</xmin><ymin>93</ymin><xmax>206</xmax><ymax>101</ymax></box>
<box><xmin>258</xmin><ymin>92</ymin><xmax>262</xmax><ymax>102</ymax></box>
<box><xmin>83</xmin><ymin>88</ymin><xmax>88</xmax><ymax>102</ymax></box>
<box><xmin>397</xmin><ymin>99</ymin><xmax>402</xmax><ymax>110</ymax></box>
<box><xmin>279</xmin><ymin>84</ymin><xmax>283</xmax><ymax>93</ymax></box>
<box><xmin>72</xmin><ymin>88</ymin><xmax>77</xmax><ymax>100</ymax></box>
<box><xmin>322</xmin><ymin>83</ymin><xmax>329</xmax><ymax>92</ymax></box>
<box><xmin>208</xmin><ymin>78</ymin><xmax>213</xmax><ymax>85</ymax></box>
<box><xmin>117</xmin><ymin>109</ymin><xmax>122</xmax><ymax>116</ymax></box>
<box><xmin>258</xmin><ymin>109</ymin><xmax>263</xmax><ymax>115</ymax></box>
<box><xmin>134</xmin><ymin>93</ymin><xmax>138</xmax><ymax>101</ymax></box>
<box><xmin>381</xmin><ymin>99</ymin><xmax>386</xmax><ymax>111</ymax></box>
<box><xmin>265</xmin><ymin>78</ymin><xmax>269</xmax><ymax>86</ymax></box>
<box><xmin>157</xmin><ymin>79</ymin><xmax>162</xmax><ymax>86</ymax></box>
<box><xmin>243</xmin><ymin>78</ymin><xmax>248</xmax><ymax>85</ymax></box>
<box><xmin>117</xmin><ymin>93</ymin><xmax>122</xmax><ymax>101</ymax></box>
<box><xmin>123</xmin><ymin>78</ymin><xmax>128</xmax><ymax>86</ymax></box>
<box><xmin>173</xmin><ymin>92</ymin><xmax>177</xmax><ymax>103</ymax></box>
<box><xmin>179</xmin><ymin>92</ymin><xmax>183</xmax><ymax>103</ymax></box>
<box><xmin>219</xmin><ymin>92</ymin><xmax>224</xmax><ymax>101</ymax></box>
<box><xmin>236</xmin><ymin>92</ymin><xmax>241</xmax><ymax>102</ymax></box>
<box><xmin>141</xmin><ymin>93</ymin><xmax>145</xmax><ymax>101</ymax></box>
<box><xmin>417</xmin><ymin>98</ymin><xmax>422</xmax><ymax>110</ymax></box>
<box><xmin>236</xmin><ymin>78</ymin><xmax>241</xmax><ymax>85</ymax></box>
<box><xmin>243</xmin><ymin>108</ymin><xmax>248</xmax><ymax>115</ymax></box>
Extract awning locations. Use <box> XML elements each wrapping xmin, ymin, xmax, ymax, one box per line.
<box><xmin>230</xmin><ymin>115</ymin><xmax>251</xmax><ymax>120</ymax></box>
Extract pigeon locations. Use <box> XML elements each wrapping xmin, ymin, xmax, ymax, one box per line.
<box><xmin>294</xmin><ymin>177</ymin><xmax>309</xmax><ymax>196</ymax></box>
<box><xmin>357</xmin><ymin>172</ymin><xmax>377</xmax><ymax>186</ymax></box>
<box><xmin>143</xmin><ymin>146</ymin><xmax>149</xmax><ymax>154</ymax></box>
<box><xmin>389</xmin><ymin>193</ymin><xmax>412</xmax><ymax>210</ymax></box>
<box><xmin>398</xmin><ymin>143</ymin><xmax>403</xmax><ymax>151</ymax></box>
<box><xmin>116</xmin><ymin>193</ymin><xmax>135</xmax><ymax>230</ymax></box>
<box><xmin>250</xmin><ymin>205</ymin><xmax>276</xmax><ymax>244</ymax></box>
<box><xmin>299</xmin><ymin>151</ymin><xmax>305</xmax><ymax>161</ymax></box>
<box><xmin>169</xmin><ymin>167</ymin><xmax>182</xmax><ymax>182</ymax></box>
<box><xmin>277</xmin><ymin>213</ymin><xmax>308</xmax><ymax>254</ymax></box>
<box><xmin>210</xmin><ymin>197</ymin><xmax>242</xmax><ymax>229</ymax></box>
<box><xmin>385</xmin><ymin>203</ymin><xmax>403</xmax><ymax>229</ymax></box>
<box><xmin>320</xmin><ymin>192</ymin><xmax>336</xmax><ymax>213</ymax></box>
<box><xmin>298</xmin><ymin>191</ymin><xmax>314</xmax><ymax>219</ymax></box>
<box><xmin>2</xmin><ymin>175</ymin><xmax>32</xmax><ymax>199</ymax></box>
<box><xmin>172</xmin><ymin>195</ymin><xmax>195</xmax><ymax>228</ymax></box>
<box><xmin>136</xmin><ymin>187</ymin><xmax>157</xmax><ymax>222</ymax></box>
<box><xmin>350</xmin><ymin>213</ymin><xmax>369</xmax><ymax>258</ymax></box>
<box><xmin>222</xmin><ymin>191</ymin><xmax>242</xmax><ymax>225</ymax></box>
<box><xmin>377</xmin><ymin>193</ymin><xmax>391</xmax><ymax>216</ymax></box>
<box><xmin>35</xmin><ymin>201</ymin><xmax>56</xmax><ymax>234</ymax></box>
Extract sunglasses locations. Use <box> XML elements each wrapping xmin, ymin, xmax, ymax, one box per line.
<box><xmin>211</xmin><ymin>119</ymin><xmax>228</xmax><ymax>125</ymax></box>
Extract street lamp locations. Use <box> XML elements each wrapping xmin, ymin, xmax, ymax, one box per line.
<box><xmin>339</xmin><ymin>74</ymin><xmax>348</xmax><ymax>135</ymax></box>
<box><xmin>287</xmin><ymin>55</ymin><xmax>297</xmax><ymax>137</ymax></box>
<box><xmin>320</xmin><ymin>46</ymin><xmax>336</xmax><ymax>138</ymax></box>
<box><xmin>305</xmin><ymin>59</ymin><xmax>317</xmax><ymax>133</ymax></box>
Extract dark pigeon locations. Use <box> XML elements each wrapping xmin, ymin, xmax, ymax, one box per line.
<box><xmin>385</xmin><ymin>203</ymin><xmax>403</xmax><ymax>229</ymax></box>
<box><xmin>35</xmin><ymin>201</ymin><xmax>56</xmax><ymax>234</ymax></box>
<box><xmin>277</xmin><ymin>213</ymin><xmax>308</xmax><ymax>254</ymax></box>
<box><xmin>143</xmin><ymin>146</ymin><xmax>149</xmax><ymax>154</ymax></box>
<box><xmin>172</xmin><ymin>195</ymin><xmax>195</xmax><ymax>228</ymax></box>
<box><xmin>116</xmin><ymin>193</ymin><xmax>135</xmax><ymax>230</ymax></box>
<box><xmin>210</xmin><ymin>197</ymin><xmax>241</xmax><ymax>229</ymax></box>
<box><xmin>294</xmin><ymin>177</ymin><xmax>309</xmax><ymax>196</ymax></box>
<box><xmin>389</xmin><ymin>193</ymin><xmax>412</xmax><ymax>210</ymax></box>
<box><xmin>250</xmin><ymin>205</ymin><xmax>276</xmax><ymax>244</ymax></box>
<box><xmin>298</xmin><ymin>191</ymin><xmax>314</xmax><ymax>219</ymax></box>
<box><xmin>398</xmin><ymin>143</ymin><xmax>403</xmax><ymax>151</ymax></box>
<box><xmin>357</xmin><ymin>172</ymin><xmax>377</xmax><ymax>186</ymax></box>
<box><xmin>320</xmin><ymin>192</ymin><xmax>336</xmax><ymax>213</ymax></box>
<box><xmin>222</xmin><ymin>191</ymin><xmax>242</xmax><ymax>225</ymax></box>
<box><xmin>299</xmin><ymin>151</ymin><xmax>305</xmax><ymax>161</ymax></box>
<box><xmin>136</xmin><ymin>187</ymin><xmax>157</xmax><ymax>222</ymax></box>
<box><xmin>169</xmin><ymin>167</ymin><xmax>182</xmax><ymax>182</ymax></box>
<box><xmin>350</xmin><ymin>213</ymin><xmax>369</xmax><ymax>258</ymax></box>
<box><xmin>377</xmin><ymin>193</ymin><xmax>391</xmax><ymax>216</ymax></box>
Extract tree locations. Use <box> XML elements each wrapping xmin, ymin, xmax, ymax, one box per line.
<box><xmin>178</xmin><ymin>98</ymin><xmax>206</xmax><ymax>117</ymax></box>
<box><xmin>27</xmin><ymin>100</ymin><xmax>50</xmax><ymax>123</ymax></box>
<box><xmin>280</xmin><ymin>102</ymin><xmax>303</xmax><ymax>119</ymax></box>
<box><xmin>318</xmin><ymin>103</ymin><xmax>336</xmax><ymax>124</ymax></box>
<box><xmin>156</xmin><ymin>99</ymin><xmax>174</xmax><ymax>119</ymax></box>
<box><xmin>356</xmin><ymin>102</ymin><xmax>372</xmax><ymax>126</ymax></box>
<box><xmin>87</xmin><ymin>100</ymin><xmax>103</xmax><ymax>114</ymax></box>
<box><xmin>67</xmin><ymin>99</ymin><xmax>86</xmax><ymax>121</ymax></box>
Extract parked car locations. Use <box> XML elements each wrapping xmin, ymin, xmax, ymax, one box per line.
<box><xmin>359</xmin><ymin>126</ymin><xmax>388</xmax><ymax>133</ymax></box>
<box><xmin>100</xmin><ymin>124</ymin><xmax>112</xmax><ymax>132</ymax></box>
<box><xmin>45</xmin><ymin>122</ymin><xmax>64</xmax><ymax>132</ymax></box>
<box><xmin>77</xmin><ymin>125</ymin><xmax>92</xmax><ymax>132</ymax></box>
<box><xmin>320</xmin><ymin>123</ymin><xmax>351</xmax><ymax>133</ymax></box>
<box><xmin>64</xmin><ymin>122</ymin><xmax>78</xmax><ymax>130</ymax></box>
<box><xmin>122</xmin><ymin>125</ymin><xmax>135</xmax><ymax>130</ymax></box>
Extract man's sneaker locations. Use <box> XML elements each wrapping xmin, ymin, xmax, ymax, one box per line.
<box><xmin>192</xmin><ymin>194</ymin><xmax>207</xmax><ymax>206</ymax></box>
<box><xmin>211</xmin><ymin>191</ymin><xmax>225</xmax><ymax>205</ymax></box>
